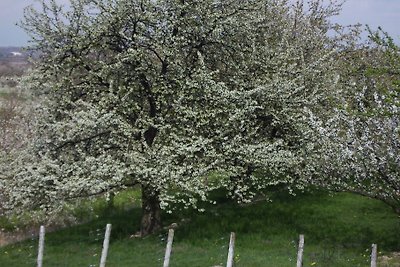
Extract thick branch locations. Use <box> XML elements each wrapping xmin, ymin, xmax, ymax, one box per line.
<box><xmin>64</xmin><ymin>182</ymin><xmax>138</xmax><ymax>201</ymax></box>
<box><xmin>54</xmin><ymin>130</ymin><xmax>112</xmax><ymax>151</ymax></box>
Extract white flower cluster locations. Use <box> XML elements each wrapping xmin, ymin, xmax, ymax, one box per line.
<box><xmin>4</xmin><ymin>0</ymin><xmax>393</xmax><ymax>225</ymax></box>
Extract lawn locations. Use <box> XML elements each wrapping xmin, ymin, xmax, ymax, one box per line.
<box><xmin>0</xmin><ymin>188</ymin><xmax>399</xmax><ymax>266</ymax></box>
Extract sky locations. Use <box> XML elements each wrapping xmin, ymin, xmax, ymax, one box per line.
<box><xmin>0</xmin><ymin>0</ymin><xmax>399</xmax><ymax>46</ymax></box>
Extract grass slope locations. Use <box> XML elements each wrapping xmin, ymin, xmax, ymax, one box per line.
<box><xmin>0</xmin><ymin>189</ymin><xmax>399</xmax><ymax>267</ymax></box>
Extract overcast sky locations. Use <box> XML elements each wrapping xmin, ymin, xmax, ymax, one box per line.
<box><xmin>0</xmin><ymin>0</ymin><xmax>399</xmax><ymax>46</ymax></box>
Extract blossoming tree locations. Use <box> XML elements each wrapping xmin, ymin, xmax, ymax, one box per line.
<box><xmin>313</xmin><ymin>29</ymin><xmax>400</xmax><ymax>213</ymax></box>
<box><xmin>3</xmin><ymin>0</ymin><xmax>349</xmax><ymax>235</ymax></box>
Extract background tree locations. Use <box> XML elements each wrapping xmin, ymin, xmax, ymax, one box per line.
<box><xmin>0</xmin><ymin>76</ymin><xmax>37</xmax><ymax>215</ymax></box>
<box><xmin>309</xmin><ymin>28</ymin><xmax>400</xmax><ymax>213</ymax></box>
<box><xmin>3</xmin><ymin>0</ymin><xmax>350</xmax><ymax>236</ymax></box>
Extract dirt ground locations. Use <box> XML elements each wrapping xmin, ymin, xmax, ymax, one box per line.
<box><xmin>379</xmin><ymin>252</ymin><xmax>400</xmax><ymax>267</ymax></box>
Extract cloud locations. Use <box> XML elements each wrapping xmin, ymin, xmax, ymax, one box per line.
<box><xmin>334</xmin><ymin>0</ymin><xmax>400</xmax><ymax>37</ymax></box>
<box><xmin>0</xmin><ymin>0</ymin><xmax>71</xmax><ymax>46</ymax></box>
<box><xmin>0</xmin><ymin>0</ymin><xmax>32</xmax><ymax>46</ymax></box>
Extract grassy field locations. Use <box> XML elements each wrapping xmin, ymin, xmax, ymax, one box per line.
<box><xmin>0</xmin><ymin>188</ymin><xmax>399</xmax><ymax>266</ymax></box>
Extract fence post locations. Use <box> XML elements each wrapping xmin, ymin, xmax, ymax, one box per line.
<box><xmin>99</xmin><ymin>223</ymin><xmax>112</xmax><ymax>267</ymax></box>
<box><xmin>371</xmin><ymin>244</ymin><xmax>377</xmax><ymax>267</ymax></box>
<box><xmin>37</xmin><ymin>225</ymin><xmax>45</xmax><ymax>267</ymax></box>
<box><xmin>226</xmin><ymin>232</ymin><xmax>236</xmax><ymax>267</ymax></box>
<box><xmin>163</xmin><ymin>228</ymin><xmax>175</xmax><ymax>267</ymax></box>
<box><xmin>296</xmin><ymin>234</ymin><xmax>304</xmax><ymax>267</ymax></box>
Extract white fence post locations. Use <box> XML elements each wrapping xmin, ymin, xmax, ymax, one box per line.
<box><xmin>37</xmin><ymin>225</ymin><xmax>45</xmax><ymax>267</ymax></box>
<box><xmin>99</xmin><ymin>223</ymin><xmax>112</xmax><ymax>267</ymax></box>
<box><xmin>226</xmin><ymin>232</ymin><xmax>236</xmax><ymax>267</ymax></box>
<box><xmin>163</xmin><ymin>228</ymin><xmax>175</xmax><ymax>267</ymax></box>
<box><xmin>371</xmin><ymin>244</ymin><xmax>377</xmax><ymax>267</ymax></box>
<box><xmin>296</xmin><ymin>234</ymin><xmax>304</xmax><ymax>267</ymax></box>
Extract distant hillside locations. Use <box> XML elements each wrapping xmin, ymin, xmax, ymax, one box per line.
<box><xmin>0</xmin><ymin>47</ymin><xmax>29</xmax><ymax>63</ymax></box>
<box><xmin>0</xmin><ymin>47</ymin><xmax>31</xmax><ymax>77</ymax></box>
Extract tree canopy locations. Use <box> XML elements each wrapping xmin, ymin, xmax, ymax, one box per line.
<box><xmin>2</xmin><ymin>0</ymin><xmax>381</xmax><ymax>235</ymax></box>
<box><xmin>313</xmin><ymin>28</ymin><xmax>400</xmax><ymax>212</ymax></box>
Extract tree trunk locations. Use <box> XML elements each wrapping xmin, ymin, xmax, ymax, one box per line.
<box><xmin>140</xmin><ymin>185</ymin><xmax>162</xmax><ymax>236</ymax></box>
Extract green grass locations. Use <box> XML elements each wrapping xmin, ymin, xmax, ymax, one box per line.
<box><xmin>0</xmin><ymin>189</ymin><xmax>399</xmax><ymax>266</ymax></box>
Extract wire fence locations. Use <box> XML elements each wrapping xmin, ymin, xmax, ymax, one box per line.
<box><xmin>31</xmin><ymin>224</ymin><xmax>378</xmax><ymax>267</ymax></box>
